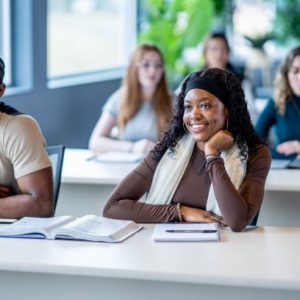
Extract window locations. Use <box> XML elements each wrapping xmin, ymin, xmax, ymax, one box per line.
<box><xmin>0</xmin><ymin>0</ymin><xmax>11</xmax><ymax>85</ymax></box>
<box><xmin>47</xmin><ymin>0</ymin><xmax>136</xmax><ymax>79</ymax></box>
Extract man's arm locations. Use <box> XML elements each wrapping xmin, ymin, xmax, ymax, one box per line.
<box><xmin>0</xmin><ymin>167</ymin><xmax>53</xmax><ymax>218</ymax></box>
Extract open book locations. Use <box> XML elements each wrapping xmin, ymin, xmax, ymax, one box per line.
<box><xmin>152</xmin><ymin>222</ymin><xmax>220</xmax><ymax>242</ymax></box>
<box><xmin>0</xmin><ymin>215</ymin><xmax>142</xmax><ymax>243</ymax></box>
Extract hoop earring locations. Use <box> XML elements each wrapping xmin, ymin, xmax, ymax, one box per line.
<box><xmin>183</xmin><ymin>123</ymin><xmax>189</xmax><ymax>134</ymax></box>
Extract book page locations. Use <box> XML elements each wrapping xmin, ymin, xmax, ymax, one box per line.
<box><xmin>152</xmin><ymin>223</ymin><xmax>220</xmax><ymax>242</ymax></box>
<box><xmin>54</xmin><ymin>215</ymin><xmax>142</xmax><ymax>242</ymax></box>
<box><xmin>0</xmin><ymin>216</ymin><xmax>75</xmax><ymax>239</ymax></box>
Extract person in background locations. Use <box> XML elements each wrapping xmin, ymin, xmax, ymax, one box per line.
<box><xmin>0</xmin><ymin>58</ymin><xmax>53</xmax><ymax>218</ymax></box>
<box><xmin>202</xmin><ymin>32</ymin><xmax>244</xmax><ymax>82</ymax></box>
<box><xmin>203</xmin><ymin>32</ymin><xmax>258</xmax><ymax>119</ymax></box>
<box><xmin>176</xmin><ymin>32</ymin><xmax>255</xmax><ymax>119</ymax></box>
<box><xmin>255</xmin><ymin>46</ymin><xmax>300</xmax><ymax>159</ymax></box>
<box><xmin>103</xmin><ymin>68</ymin><xmax>271</xmax><ymax>232</ymax></box>
<box><xmin>89</xmin><ymin>44</ymin><xmax>172</xmax><ymax>155</ymax></box>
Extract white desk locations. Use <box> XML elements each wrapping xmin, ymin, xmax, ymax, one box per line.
<box><xmin>260</xmin><ymin>169</ymin><xmax>300</xmax><ymax>226</ymax></box>
<box><xmin>265</xmin><ymin>169</ymin><xmax>300</xmax><ymax>192</ymax></box>
<box><xmin>58</xmin><ymin>149</ymin><xmax>300</xmax><ymax>226</ymax></box>
<box><xmin>0</xmin><ymin>226</ymin><xmax>300</xmax><ymax>300</ymax></box>
<box><xmin>57</xmin><ymin>149</ymin><xmax>138</xmax><ymax>216</ymax></box>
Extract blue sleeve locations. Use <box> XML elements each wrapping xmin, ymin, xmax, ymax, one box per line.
<box><xmin>255</xmin><ymin>99</ymin><xmax>276</xmax><ymax>141</ymax></box>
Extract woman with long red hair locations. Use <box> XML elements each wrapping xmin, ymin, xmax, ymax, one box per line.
<box><xmin>89</xmin><ymin>44</ymin><xmax>172</xmax><ymax>155</ymax></box>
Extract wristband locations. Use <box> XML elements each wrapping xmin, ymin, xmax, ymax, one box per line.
<box><xmin>177</xmin><ymin>203</ymin><xmax>183</xmax><ymax>223</ymax></box>
<box><xmin>205</xmin><ymin>155</ymin><xmax>222</xmax><ymax>168</ymax></box>
<box><xmin>205</xmin><ymin>153</ymin><xmax>220</xmax><ymax>159</ymax></box>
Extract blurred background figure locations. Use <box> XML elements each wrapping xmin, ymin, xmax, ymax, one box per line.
<box><xmin>202</xmin><ymin>32</ymin><xmax>244</xmax><ymax>82</ymax></box>
<box><xmin>175</xmin><ymin>32</ymin><xmax>256</xmax><ymax>120</ymax></box>
<box><xmin>202</xmin><ymin>32</ymin><xmax>256</xmax><ymax>120</ymax></box>
<box><xmin>255</xmin><ymin>46</ymin><xmax>300</xmax><ymax>159</ymax></box>
<box><xmin>89</xmin><ymin>43</ymin><xmax>172</xmax><ymax>155</ymax></box>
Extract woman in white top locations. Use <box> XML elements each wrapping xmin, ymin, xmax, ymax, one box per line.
<box><xmin>89</xmin><ymin>44</ymin><xmax>172</xmax><ymax>155</ymax></box>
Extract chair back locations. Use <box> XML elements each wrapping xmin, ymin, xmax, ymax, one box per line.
<box><xmin>46</xmin><ymin>145</ymin><xmax>65</xmax><ymax>214</ymax></box>
<box><xmin>249</xmin><ymin>211</ymin><xmax>259</xmax><ymax>226</ymax></box>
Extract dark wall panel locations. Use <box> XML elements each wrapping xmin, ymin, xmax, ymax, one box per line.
<box><xmin>3</xmin><ymin>0</ymin><xmax>122</xmax><ymax>148</ymax></box>
<box><xmin>4</xmin><ymin>79</ymin><xmax>121</xmax><ymax>148</ymax></box>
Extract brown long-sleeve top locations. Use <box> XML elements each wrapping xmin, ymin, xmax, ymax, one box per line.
<box><xmin>103</xmin><ymin>144</ymin><xmax>271</xmax><ymax>231</ymax></box>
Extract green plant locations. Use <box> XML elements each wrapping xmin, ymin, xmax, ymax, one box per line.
<box><xmin>273</xmin><ymin>0</ymin><xmax>300</xmax><ymax>44</ymax></box>
<box><xmin>138</xmin><ymin>0</ymin><xmax>215</xmax><ymax>86</ymax></box>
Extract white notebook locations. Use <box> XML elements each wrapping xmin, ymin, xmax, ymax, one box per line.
<box><xmin>152</xmin><ymin>223</ymin><xmax>220</xmax><ymax>242</ymax></box>
<box><xmin>0</xmin><ymin>215</ymin><xmax>142</xmax><ymax>243</ymax></box>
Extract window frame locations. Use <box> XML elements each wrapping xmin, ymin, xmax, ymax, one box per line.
<box><xmin>3</xmin><ymin>0</ymin><xmax>137</xmax><ymax>95</ymax></box>
<box><xmin>0</xmin><ymin>0</ymin><xmax>12</xmax><ymax>86</ymax></box>
<box><xmin>47</xmin><ymin>0</ymin><xmax>137</xmax><ymax>89</ymax></box>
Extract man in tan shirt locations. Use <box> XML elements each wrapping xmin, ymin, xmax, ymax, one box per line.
<box><xmin>0</xmin><ymin>58</ymin><xmax>53</xmax><ymax>218</ymax></box>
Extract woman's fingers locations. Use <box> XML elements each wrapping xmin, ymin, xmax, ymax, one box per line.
<box><xmin>277</xmin><ymin>140</ymin><xmax>300</xmax><ymax>155</ymax></box>
<box><xmin>180</xmin><ymin>205</ymin><xmax>227</xmax><ymax>225</ymax></box>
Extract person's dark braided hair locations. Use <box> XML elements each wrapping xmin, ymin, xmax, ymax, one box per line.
<box><xmin>0</xmin><ymin>57</ymin><xmax>5</xmax><ymax>84</ymax></box>
<box><xmin>151</xmin><ymin>68</ymin><xmax>263</xmax><ymax>161</ymax></box>
<box><xmin>0</xmin><ymin>57</ymin><xmax>22</xmax><ymax>115</ymax></box>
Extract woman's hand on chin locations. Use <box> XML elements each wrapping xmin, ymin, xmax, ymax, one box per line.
<box><xmin>204</xmin><ymin>130</ymin><xmax>234</xmax><ymax>155</ymax></box>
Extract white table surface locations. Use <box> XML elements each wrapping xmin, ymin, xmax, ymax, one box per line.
<box><xmin>62</xmin><ymin>149</ymin><xmax>300</xmax><ymax>190</ymax></box>
<box><xmin>57</xmin><ymin>149</ymin><xmax>138</xmax><ymax>216</ymax></box>
<box><xmin>58</xmin><ymin>149</ymin><xmax>300</xmax><ymax>226</ymax></box>
<box><xmin>0</xmin><ymin>225</ymin><xmax>300</xmax><ymax>300</ymax></box>
<box><xmin>265</xmin><ymin>168</ymin><xmax>300</xmax><ymax>191</ymax></box>
<box><xmin>61</xmin><ymin>148</ymin><xmax>138</xmax><ymax>185</ymax></box>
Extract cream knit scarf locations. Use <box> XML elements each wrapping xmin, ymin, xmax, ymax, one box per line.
<box><xmin>143</xmin><ymin>134</ymin><xmax>247</xmax><ymax>216</ymax></box>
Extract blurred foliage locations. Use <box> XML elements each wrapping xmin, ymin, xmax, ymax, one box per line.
<box><xmin>138</xmin><ymin>0</ymin><xmax>219</xmax><ymax>86</ymax></box>
<box><xmin>213</xmin><ymin>0</ymin><xmax>226</xmax><ymax>16</ymax></box>
<box><xmin>273</xmin><ymin>0</ymin><xmax>300</xmax><ymax>44</ymax></box>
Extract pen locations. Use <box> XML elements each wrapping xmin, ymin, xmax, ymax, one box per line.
<box><xmin>165</xmin><ymin>230</ymin><xmax>217</xmax><ymax>233</ymax></box>
<box><xmin>86</xmin><ymin>155</ymin><xmax>97</xmax><ymax>162</ymax></box>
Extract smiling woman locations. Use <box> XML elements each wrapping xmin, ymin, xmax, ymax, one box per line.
<box><xmin>183</xmin><ymin>89</ymin><xmax>229</xmax><ymax>150</ymax></box>
<box><xmin>103</xmin><ymin>68</ymin><xmax>271</xmax><ymax>232</ymax></box>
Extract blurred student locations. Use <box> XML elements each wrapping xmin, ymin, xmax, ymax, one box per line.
<box><xmin>203</xmin><ymin>32</ymin><xmax>257</xmax><ymax>119</ymax></box>
<box><xmin>256</xmin><ymin>46</ymin><xmax>300</xmax><ymax>159</ymax></box>
<box><xmin>202</xmin><ymin>32</ymin><xmax>244</xmax><ymax>81</ymax></box>
<box><xmin>0</xmin><ymin>58</ymin><xmax>53</xmax><ymax>218</ymax></box>
<box><xmin>176</xmin><ymin>32</ymin><xmax>255</xmax><ymax>119</ymax></box>
<box><xmin>89</xmin><ymin>44</ymin><xmax>172</xmax><ymax>155</ymax></box>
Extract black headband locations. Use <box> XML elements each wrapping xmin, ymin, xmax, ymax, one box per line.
<box><xmin>185</xmin><ymin>77</ymin><xmax>229</xmax><ymax>105</ymax></box>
